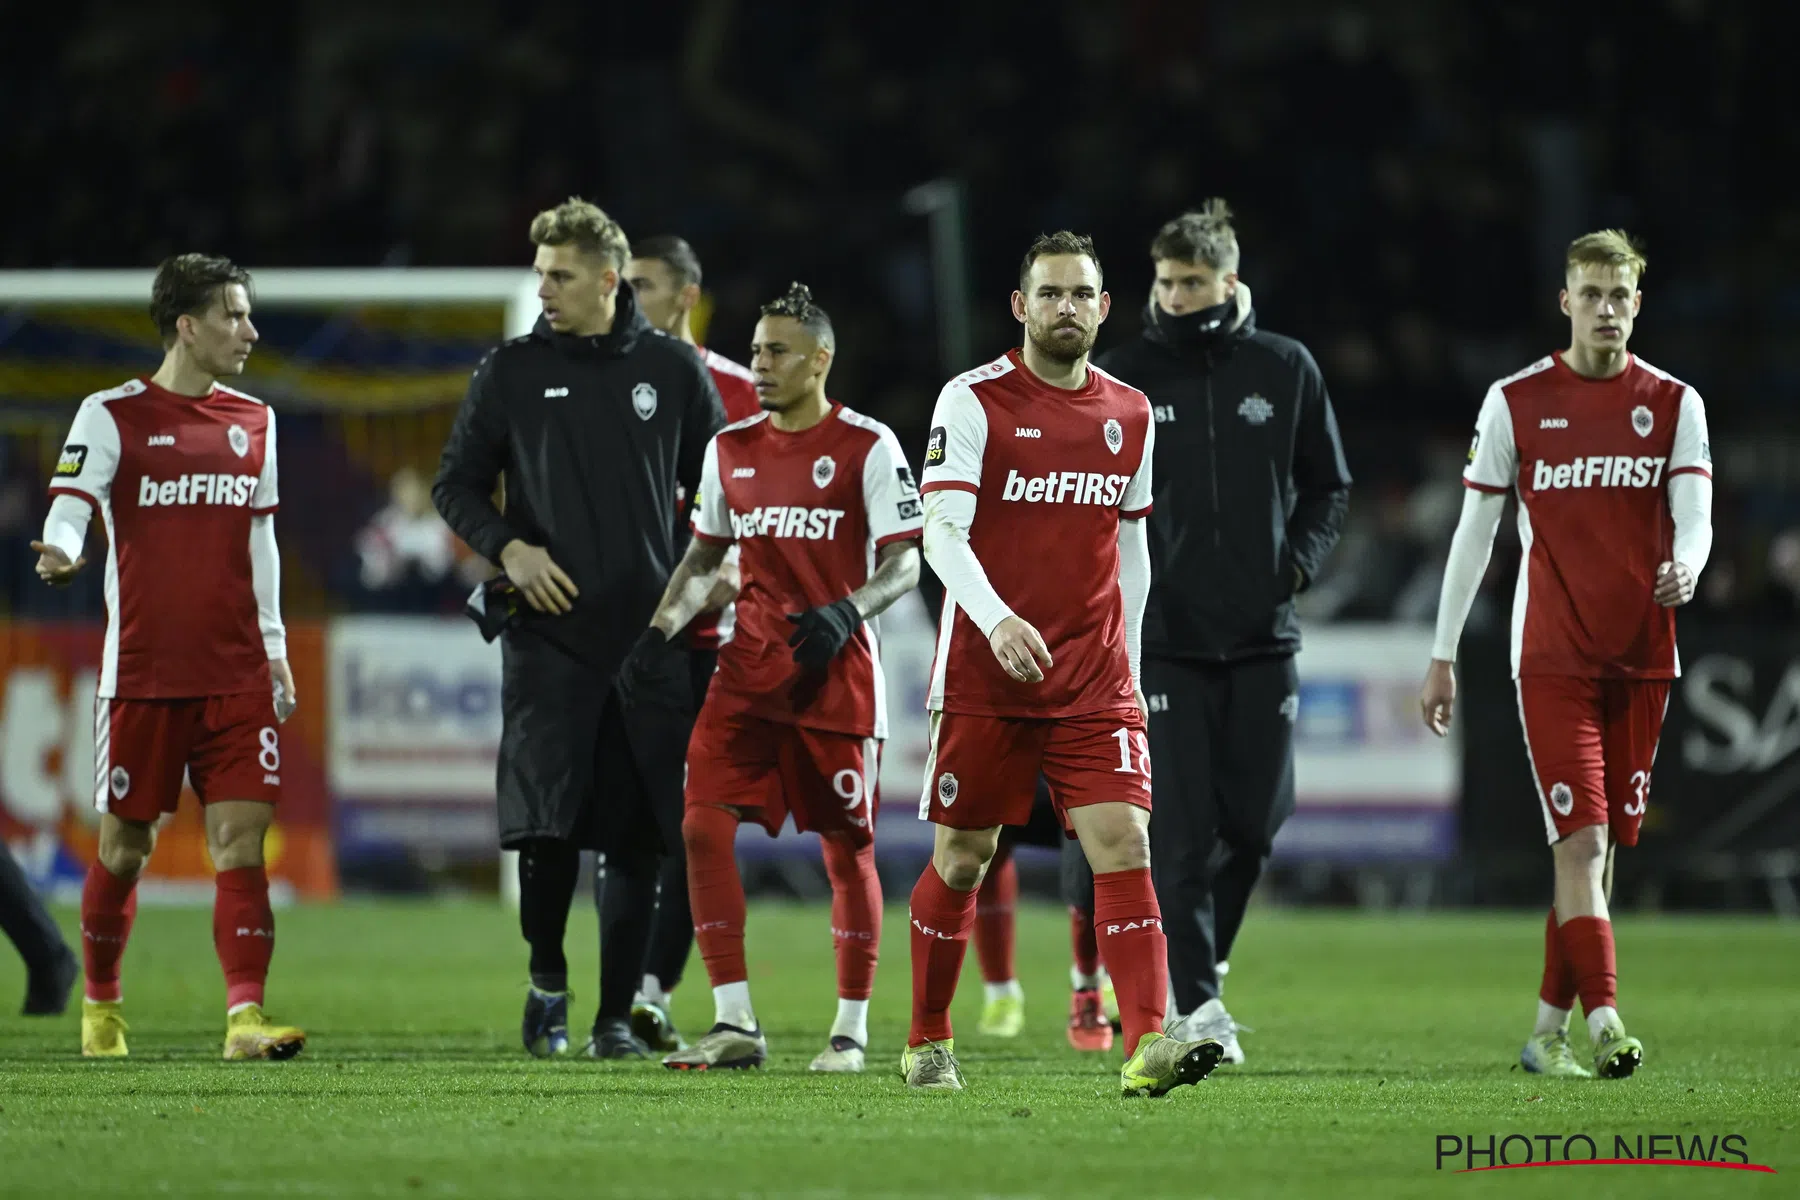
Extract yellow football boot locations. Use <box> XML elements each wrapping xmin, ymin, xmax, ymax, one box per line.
<box><xmin>81</xmin><ymin>999</ymin><xmax>130</xmax><ymax>1058</ymax></box>
<box><xmin>222</xmin><ymin>1003</ymin><xmax>306</xmax><ymax>1061</ymax></box>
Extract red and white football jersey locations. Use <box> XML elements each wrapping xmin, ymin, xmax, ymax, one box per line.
<box><xmin>48</xmin><ymin>378</ymin><xmax>278</xmax><ymax>700</ymax></box>
<box><xmin>1464</xmin><ymin>353</ymin><xmax>1711</xmax><ymax>678</ymax></box>
<box><xmin>703</xmin><ymin>347</ymin><xmax>762</xmax><ymax>424</ymax></box>
<box><xmin>920</xmin><ymin>349</ymin><xmax>1154</xmax><ymax>718</ymax></box>
<box><xmin>688</xmin><ymin>348</ymin><xmax>764</xmax><ymax>651</ymax></box>
<box><xmin>690</xmin><ymin>403</ymin><xmax>923</xmax><ymax>738</ymax></box>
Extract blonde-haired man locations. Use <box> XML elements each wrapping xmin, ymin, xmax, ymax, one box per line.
<box><xmin>435</xmin><ymin>198</ymin><xmax>728</xmax><ymax>1061</ymax></box>
<box><xmin>1422</xmin><ymin>230</ymin><xmax>1713</xmax><ymax>1079</ymax></box>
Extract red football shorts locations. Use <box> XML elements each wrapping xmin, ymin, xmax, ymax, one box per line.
<box><xmin>919</xmin><ymin>708</ymin><xmax>1151</xmax><ymax>833</ymax></box>
<box><xmin>94</xmin><ymin>693</ymin><xmax>283</xmax><ymax>821</ymax></box>
<box><xmin>684</xmin><ymin>700</ymin><xmax>879</xmax><ymax>846</ymax></box>
<box><xmin>1515</xmin><ymin>676</ymin><xmax>1671</xmax><ymax>847</ymax></box>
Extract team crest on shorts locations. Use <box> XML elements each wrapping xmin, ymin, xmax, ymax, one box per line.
<box><xmin>1103</xmin><ymin>418</ymin><xmax>1123</xmax><ymax>455</ymax></box>
<box><xmin>1549</xmin><ymin>781</ymin><xmax>1574</xmax><ymax>816</ymax></box>
<box><xmin>936</xmin><ymin>772</ymin><xmax>958</xmax><ymax>807</ymax></box>
<box><xmin>813</xmin><ymin>455</ymin><xmax>836</xmax><ymax>488</ymax></box>
<box><xmin>632</xmin><ymin>382</ymin><xmax>658</xmax><ymax>420</ymax></box>
<box><xmin>109</xmin><ymin>766</ymin><xmax>130</xmax><ymax>799</ymax></box>
<box><xmin>1631</xmin><ymin>405</ymin><xmax>1653</xmax><ymax>438</ymax></box>
<box><xmin>227</xmin><ymin>424</ymin><xmax>249</xmax><ymax>457</ymax></box>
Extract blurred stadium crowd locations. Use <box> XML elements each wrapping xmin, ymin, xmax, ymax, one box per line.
<box><xmin>3</xmin><ymin>0</ymin><xmax>1796</xmax><ymax>625</ymax></box>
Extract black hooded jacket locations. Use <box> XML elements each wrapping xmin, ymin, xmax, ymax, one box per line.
<box><xmin>1094</xmin><ymin>288</ymin><xmax>1351</xmax><ymax>662</ymax></box>
<box><xmin>433</xmin><ymin>282</ymin><xmax>727</xmax><ymax>677</ymax></box>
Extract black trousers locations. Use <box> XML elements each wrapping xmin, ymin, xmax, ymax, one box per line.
<box><xmin>617</xmin><ymin>648</ymin><xmax>718</xmax><ymax>995</ymax></box>
<box><xmin>1145</xmin><ymin>655</ymin><xmax>1298</xmax><ymax>1013</ymax></box>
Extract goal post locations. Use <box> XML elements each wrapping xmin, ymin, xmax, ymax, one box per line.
<box><xmin>0</xmin><ymin>267</ymin><xmax>538</xmax><ymax>905</ymax></box>
<box><xmin>0</xmin><ymin>268</ymin><xmax>543</xmax><ymax>341</ymax></box>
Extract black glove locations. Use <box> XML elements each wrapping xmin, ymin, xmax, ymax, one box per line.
<box><xmin>616</xmin><ymin>627</ymin><xmax>690</xmax><ymax>711</ymax></box>
<box><xmin>785</xmin><ymin>598</ymin><xmax>863</xmax><ymax>671</ymax></box>
<box><xmin>465</xmin><ymin>577</ymin><xmax>524</xmax><ymax>643</ymax></box>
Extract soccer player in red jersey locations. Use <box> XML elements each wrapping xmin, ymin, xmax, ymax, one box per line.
<box><xmin>1422</xmin><ymin>230</ymin><xmax>1712</xmax><ymax>1079</ymax></box>
<box><xmin>903</xmin><ymin>232</ymin><xmax>1223</xmax><ymax>1095</ymax></box>
<box><xmin>626</xmin><ymin>283</ymin><xmax>922</xmax><ymax>1073</ymax></box>
<box><xmin>31</xmin><ymin>255</ymin><xmax>304</xmax><ymax>1060</ymax></box>
<box><xmin>614</xmin><ymin>237</ymin><xmax>765</xmax><ymax>1051</ymax></box>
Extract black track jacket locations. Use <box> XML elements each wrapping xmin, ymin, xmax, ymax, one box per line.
<box><xmin>433</xmin><ymin>283</ymin><xmax>727</xmax><ymax>677</ymax></box>
<box><xmin>1094</xmin><ymin>289</ymin><xmax>1351</xmax><ymax>662</ymax></box>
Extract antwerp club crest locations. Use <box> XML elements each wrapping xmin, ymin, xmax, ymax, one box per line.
<box><xmin>227</xmin><ymin>424</ymin><xmax>249</xmax><ymax>457</ymax></box>
<box><xmin>110</xmin><ymin>766</ymin><xmax>130</xmax><ymax>799</ymax></box>
<box><xmin>936</xmin><ymin>772</ymin><xmax>958</xmax><ymax>807</ymax></box>
<box><xmin>1103</xmin><ymin>418</ymin><xmax>1123</xmax><ymax>455</ymax></box>
<box><xmin>632</xmin><ymin>382</ymin><xmax>658</xmax><ymax>420</ymax></box>
<box><xmin>1631</xmin><ymin>405</ymin><xmax>1653</xmax><ymax>437</ymax></box>
<box><xmin>1549</xmin><ymin>781</ymin><xmax>1574</xmax><ymax>816</ymax></box>
<box><xmin>812</xmin><ymin>455</ymin><xmax>836</xmax><ymax>488</ymax></box>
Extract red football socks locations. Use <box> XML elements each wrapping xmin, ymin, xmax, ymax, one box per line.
<box><xmin>1559</xmin><ymin>915</ymin><xmax>1618</xmax><ymax>1015</ymax></box>
<box><xmin>683</xmin><ymin>805</ymin><xmax>748</xmax><ymax>987</ymax></box>
<box><xmin>1070</xmin><ymin>905</ymin><xmax>1101</xmax><ymax>978</ymax></box>
<box><xmin>1092</xmin><ymin>868</ymin><xmax>1168</xmax><ymax>1056</ymax></box>
<box><xmin>81</xmin><ymin>861</ymin><xmax>138</xmax><ymax>1003</ymax></box>
<box><xmin>908</xmin><ymin>862</ymin><xmax>977</xmax><ymax>1046</ymax></box>
<box><xmin>1539</xmin><ymin>907</ymin><xmax>1577</xmax><ymax>1010</ymax></box>
<box><xmin>213</xmin><ymin>865</ymin><xmax>274</xmax><ymax>1010</ymax></box>
<box><xmin>821</xmin><ymin>835</ymin><xmax>881</xmax><ymax>1001</ymax></box>
<box><xmin>973</xmin><ymin>850</ymin><xmax>1018</xmax><ymax>984</ymax></box>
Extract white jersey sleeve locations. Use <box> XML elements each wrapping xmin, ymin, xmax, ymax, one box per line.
<box><xmin>920</xmin><ymin>381</ymin><xmax>986</xmax><ymax>494</ymax></box>
<box><xmin>863</xmin><ymin>425</ymin><xmax>926</xmax><ymax>547</ymax></box>
<box><xmin>1463</xmin><ymin>384</ymin><xmax>1517</xmax><ymax>493</ymax></box>
<box><xmin>691</xmin><ymin>435</ymin><xmax>732</xmax><ymax>542</ymax></box>
<box><xmin>1121</xmin><ymin>412</ymin><xmax>1155</xmax><ymax>518</ymax></box>
<box><xmin>1669</xmin><ymin>386</ymin><xmax>1712</xmax><ymax>478</ymax></box>
<box><xmin>49</xmin><ymin>394</ymin><xmax>124</xmax><ymax>507</ymax></box>
<box><xmin>251</xmin><ymin>410</ymin><xmax>279</xmax><ymax>514</ymax></box>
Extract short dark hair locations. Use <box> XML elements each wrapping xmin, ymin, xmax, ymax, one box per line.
<box><xmin>1019</xmin><ymin>231</ymin><xmax>1101</xmax><ymax>290</ymax></box>
<box><xmin>149</xmin><ymin>254</ymin><xmax>253</xmax><ymax>347</ymax></box>
<box><xmin>1150</xmin><ymin>199</ymin><xmax>1239</xmax><ymax>272</ymax></box>
<box><xmin>759</xmin><ymin>281</ymin><xmax>835</xmax><ymax>351</ymax></box>
<box><xmin>632</xmin><ymin>235</ymin><xmax>703</xmax><ymax>288</ymax></box>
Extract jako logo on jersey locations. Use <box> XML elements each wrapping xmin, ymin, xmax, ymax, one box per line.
<box><xmin>1530</xmin><ymin>456</ymin><xmax>1666</xmax><ymax>491</ymax></box>
<box><xmin>544</xmin><ymin>386</ymin><xmax>569</xmax><ymax>398</ymax></box>
<box><xmin>1238</xmin><ymin>395</ymin><xmax>1274</xmax><ymax>425</ymax></box>
<box><xmin>1549</xmin><ymin>781</ymin><xmax>1574</xmax><ymax>816</ymax></box>
<box><xmin>1001</xmin><ymin>468</ymin><xmax>1131</xmax><ymax>506</ymax></box>
<box><xmin>632</xmin><ymin>382</ymin><xmax>658</xmax><ymax>420</ymax></box>
<box><xmin>147</xmin><ymin>434</ymin><xmax>176</xmax><ymax>446</ymax></box>
<box><xmin>1015</xmin><ymin>427</ymin><xmax>1042</xmax><ymax>438</ymax></box>
<box><xmin>1632</xmin><ymin>405</ymin><xmax>1654</xmax><ymax>437</ymax></box>
<box><xmin>731</xmin><ymin>467</ymin><xmax>756</xmax><ymax>478</ymax></box>
<box><xmin>138</xmin><ymin>473</ymin><xmax>261</xmax><ymax>508</ymax></box>
<box><xmin>1103</xmin><ymin>418</ymin><xmax>1123</xmax><ymax>454</ymax></box>
<box><xmin>1539</xmin><ymin>417</ymin><xmax>1568</xmax><ymax>429</ymax></box>
<box><xmin>813</xmin><ymin>455</ymin><xmax>836</xmax><ymax>488</ymax></box>
<box><xmin>730</xmin><ymin>506</ymin><xmax>848</xmax><ymax>540</ymax></box>
<box><xmin>55</xmin><ymin>445</ymin><xmax>88</xmax><ymax>477</ymax></box>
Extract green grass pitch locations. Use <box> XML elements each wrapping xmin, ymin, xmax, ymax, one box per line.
<box><xmin>0</xmin><ymin>900</ymin><xmax>1795</xmax><ymax>1198</ymax></box>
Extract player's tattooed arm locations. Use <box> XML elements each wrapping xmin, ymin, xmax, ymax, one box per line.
<box><xmin>847</xmin><ymin>540</ymin><xmax>921</xmax><ymax>621</ymax></box>
<box><xmin>649</xmin><ymin>537</ymin><xmax>732</xmax><ymax>638</ymax></box>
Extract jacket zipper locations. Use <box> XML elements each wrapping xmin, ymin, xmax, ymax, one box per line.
<box><xmin>1203</xmin><ymin>368</ymin><xmax>1221</xmax><ymax>547</ymax></box>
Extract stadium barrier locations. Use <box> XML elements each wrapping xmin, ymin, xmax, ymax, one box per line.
<box><xmin>3</xmin><ymin>608</ymin><xmax>1459</xmax><ymax>901</ymax></box>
